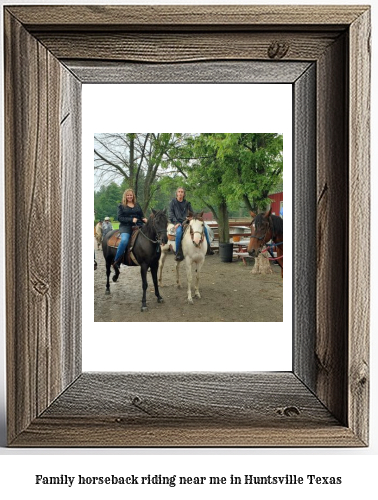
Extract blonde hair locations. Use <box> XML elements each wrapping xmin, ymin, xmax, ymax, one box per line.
<box><xmin>122</xmin><ymin>188</ymin><xmax>137</xmax><ymax>206</ymax></box>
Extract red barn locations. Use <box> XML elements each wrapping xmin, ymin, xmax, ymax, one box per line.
<box><xmin>269</xmin><ymin>192</ymin><xmax>283</xmax><ymax>216</ymax></box>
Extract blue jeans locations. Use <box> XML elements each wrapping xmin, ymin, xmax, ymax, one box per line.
<box><xmin>114</xmin><ymin>232</ymin><xmax>130</xmax><ymax>262</ymax></box>
<box><xmin>175</xmin><ymin>224</ymin><xmax>211</xmax><ymax>253</ymax></box>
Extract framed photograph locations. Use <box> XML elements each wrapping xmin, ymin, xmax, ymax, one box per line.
<box><xmin>87</xmin><ymin>87</ymin><xmax>291</xmax><ymax>371</ymax></box>
<box><xmin>4</xmin><ymin>5</ymin><xmax>370</xmax><ymax>447</ymax></box>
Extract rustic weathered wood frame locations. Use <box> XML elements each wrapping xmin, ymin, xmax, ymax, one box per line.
<box><xmin>4</xmin><ymin>5</ymin><xmax>370</xmax><ymax>447</ymax></box>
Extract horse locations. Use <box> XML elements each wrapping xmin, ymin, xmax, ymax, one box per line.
<box><xmin>95</xmin><ymin>221</ymin><xmax>103</xmax><ymax>249</ymax></box>
<box><xmin>248</xmin><ymin>208</ymin><xmax>283</xmax><ymax>277</ymax></box>
<box><xmin>158</xmin><ymin>223</ymin><xmax>177</xmax><ymax>286</ymax></box>
<box><xmin>158</xmin><ymin>220</ymin><xmax>214</xmax><ymax>287</ymax></box>
<box><xmin>176</xmin><ymin>211</ymin><xmax>208</xmax><ymax>304</ymax></box>
<box><xmin>102</xmin><ymin>209</ymin><xmax>168</xmax><ymax>311</ymax></box>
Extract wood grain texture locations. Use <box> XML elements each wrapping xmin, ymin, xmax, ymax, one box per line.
<box><xmin>11</xmin><ymin>420</ymin><xmax>363</xmax><ymax>448</ymax></box>
<box><xmin>66</xmin><ymin>60</ymin><xmax>312</xmax><ymax>84</ymax></box>
<box><xmin>4</xmin><ymin>11</ymin><xmax>81</xmax><ymax>444</ymax></box>
<box><xmin>293</xmin><ymin>64</ymin><xmax>316</xmax><ymax>390</ymax></box>
<box><xmin>348</xmin><ymin>9</ymin><xmax>371</xmax><ymax>444</ymax></box>
<box><xmin>36</xmin><ymin>32</ymin><xmax>339</xmax><ymax>63</ymax></box>
<box><xmin>316</xmin><ymin>34</ymin><xmax>349</xmax><ymax>426</ymax></box>
<box><xmin>7</xmin><ymin>5</ymin><xmax>367</xmax><ymax>29</ymax></box>
<box><xmin>60</xmin><ymin>67</ymin><xmax>82</xmax><ymax>388</ymax></box>
<box><xmin>4</xmin><ymin>5</ymin><xmax>370</xmax><ymax>447</ymax></box>
<box><xmin>11</xmin><ymin>373</ymin><xmax>363</xmax><ymax>447</ymax></box>
<box><xmin>41</xmin><ymin>373</ymin><xmax>335</xmax><ymax>421</ymax></box>
<box><xmin>5</xmin><ymin>12</ymin><xmax>62</xmax><ymax>442</ymax></box>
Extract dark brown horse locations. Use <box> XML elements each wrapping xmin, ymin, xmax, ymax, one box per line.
<box><xmin>248</xmin><ymin>208</ymin><xmax>283</xmax><ymax>277</ymax></box>
<box><xmin>102</xmin><ymin>209</ymin><xmax>168</xmax><ymax>311</ymax></box>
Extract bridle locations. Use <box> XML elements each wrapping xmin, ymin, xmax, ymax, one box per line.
<box><xmin>189</xmin><ymin>217</ymin><xmax>205</xmax><ymax>247</ymax></box>
<box><xmin>250</xmin><ymin>216</ymin><xmax>274</xmax><ymax>248</ymax></box>
<box><xmin>140</xmin><ymin>212</ymin><xmax>167</xmax><ymax>245</ymax></box>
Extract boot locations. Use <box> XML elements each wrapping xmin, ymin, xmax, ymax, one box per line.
<box><xmin>175</xmin><ymin>245</ymin><xmax>184</xmax><ymax>261</ymax></box>
<box><xmin>113</xmin><ymin>256</ymin><xmax>121</xmax><ymax>271</ymax></box>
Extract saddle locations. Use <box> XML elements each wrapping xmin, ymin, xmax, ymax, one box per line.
<box><xmin>167</xmin><ymin>225</ymin><xmax>176</xmax><ymax>241</ymax></box>
<box><xmin>108</xmin><ymin>227</ymin><xmax>140</xmax><ymax>266</ymax></box>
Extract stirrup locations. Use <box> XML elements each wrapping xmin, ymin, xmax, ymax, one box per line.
<box><xmin>175</xmin><ymin>250</ymin><xmax>184</xmax><ymax>261</ymax></box>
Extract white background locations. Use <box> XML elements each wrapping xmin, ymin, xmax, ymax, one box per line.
<box><xmin>84</xmin><ymin>83</ymin><xmax>292</xmax><ymax>372</ymax></box>
<box><xmin>0</xmin><ymin>0</ymin><xmax>377</xmax><ymax>498</ymax></box>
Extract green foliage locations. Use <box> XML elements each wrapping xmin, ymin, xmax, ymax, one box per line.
<box><xmin>94</xmin><ymin>182</ymin><xmax>123</xmax><ymax>221</ymax></box>
<box><xmin>94</xmin><ymin>133</ymin><xmax>283</xmax><ymax>236</ymax></box>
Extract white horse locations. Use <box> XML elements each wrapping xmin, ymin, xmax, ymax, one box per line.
<box><xmin>158</xmin><ymin>223</ymin><xmax>176</xmax><ymax>286</ymax></box>
<box><xmin>158</xmin><ymin>218</ymin><xmax>214</xmax><ymax>292</ymax></box>
<box><xmin>177</xmin><ymin>211</ymin><xmax>208</xmax><ymax>304</ymax></box>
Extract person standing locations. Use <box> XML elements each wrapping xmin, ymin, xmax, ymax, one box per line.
<box><xmin>168</xmin><ymin>187</ymin><xmax>213</xmax><ymax>261</ymax></box>
<box><xmin>102</xmin><ymin>216</ymin><xmax>113</xmax><ymax>237</ymax></box>
<box><xmin>113</xmin><ymin>189</ymin><xmax>147</xmax><ymax>270</ymax></box>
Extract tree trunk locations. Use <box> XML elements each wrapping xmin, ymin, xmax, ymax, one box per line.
<box><xmin>251</xmin><ymin>253</ymin><xmax>272</xmax><ymax>275</ymax></box>
<box><xmin>217</xmin><ymin>198</ymin><xmax>229</xmax><ymax>243</ymax></box>
<box><xmin>243</xmin><ymin>194</ymin><xmax>255</xmax><ymax>213</ymax></box>
<box><xmin>129</xmin><ymin>134</ymin><xmax>135</xmax><ymax>191</ymax></box>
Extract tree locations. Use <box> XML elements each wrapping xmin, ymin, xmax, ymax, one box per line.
<box><xmin>181</xmin><ymin>134</ymin><xmax>232</xmax><ymax>242</ymax></box>
<box><xmin>217</xmin><ymin>133</ymin><xmax>283</xmax><ymax>212</ymax></box>
<box><xmin>94</xmin><ymin>133</ymin><xmax>177</xmax><ymax>212</ymax></box>
<box><xmin>94</xmin><ymin>182</ymin><xmax>123</xmax><ymax>221</ymax></box>
<box><xmin>168</xmin><ymin>133</ymin><xmax>283</xmax><ymax>242</ymax></box>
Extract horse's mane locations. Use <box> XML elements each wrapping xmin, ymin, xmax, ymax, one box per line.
<box><xmin>254</xmin><ymin>212</ymin><xmax>283</xmax><ymax>237</ymax></box>
<box><xmin>187</xmin><ymin>210</ymin><xmax>204</xmax><ymax>221</ymax></box>
<box><xmin>141</xmin><ymin>210</ymin><xmax>166</xmax><ymax>238</ymax></box>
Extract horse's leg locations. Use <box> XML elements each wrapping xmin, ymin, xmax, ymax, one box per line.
<box><xmin>158</xmin><ymin>250</ymin><xmax>166</xmax><ymax>286</ymax></box>
<box><xmin>140</xmin><ymin>262</ymin><xmax>149</xmax><ymax>312</ymax></box>
<box><xmin>112</xmin><ymin>257</ymin><xmax>120</xmax><ymax>282</ymax></box>
<box><xmin>175</xmin><ymin>260</ymin><xmax>182</xmax><ymax>288</ymax></box>
<box><xmin>194</xmin><ymin>260</ymin><xmax>204</xmax><ymax>299</ymax></box>
<box><xmin>185</xmin><ymin>258</ymin><xmax>194</xmax><ymax>304</ymax></box>
<box><xmin>151</xmin><ymin>263</ymin><xmax>164</xmax><ymax>303</ymax></box>
<box><xmin>277</xmin><ymin>246</ymin><xmax>283</xmax><ymax>278</ymax></box>
<box><xmin>105</xmin><ymin>258</ymin><xmax>111</xmax><ymax>294</ymax></box>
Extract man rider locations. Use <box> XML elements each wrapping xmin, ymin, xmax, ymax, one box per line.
<box><xmin>168</xmin><ymin>187</ymin><xmax>214</xmax><ymax>261</ymax></box>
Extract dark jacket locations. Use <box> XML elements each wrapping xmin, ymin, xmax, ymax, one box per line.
<box><xmin>117</xmin><ymin>203</ymin><xmax>145</xmax><ymax>234</ymax></box>
<box><xmin>168</xmin><ymin>198</ymin><xmax>193</xmax><ymax>225</ymax></box>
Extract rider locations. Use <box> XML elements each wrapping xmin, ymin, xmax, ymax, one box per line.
<box><xmin>113</xmin><ymin>188</ymin><xmax>147</xmax><ymax>270</ymax></box>
<box><xmin>168</xmin><ymin>187</ymin><xmax>214</xmax><ymax>261</ymax></box>
<box><xmin>102</xmin><ymin>216</ymin><xmax>113</xmax><ymax>237</ymax></box>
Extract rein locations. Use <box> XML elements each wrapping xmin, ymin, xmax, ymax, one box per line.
<box><xmin>139</xmin><ymin>214</ymin><xmax>166</xmax><ymax>245</ymax></box>
<box><xmin>262</xmin><ymin>241</ymin><xmax>283</xmax><ymax>260</ymax></box>
<box><xmin>139</xmin><ymin>227</ymin><xmax>159</xmax><ymax>244</ymax></box>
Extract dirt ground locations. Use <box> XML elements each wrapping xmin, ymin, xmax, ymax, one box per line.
<box><xmin>94</xmin><ymin>240</ymin><xmax>283</xmax><ymax>322</ymax></box>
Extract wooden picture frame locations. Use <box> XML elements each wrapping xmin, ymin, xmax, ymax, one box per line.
<box><xmin>4</xmin><ymin>5</ymin><xmax>370</xmax><ymax>447</ymax></box>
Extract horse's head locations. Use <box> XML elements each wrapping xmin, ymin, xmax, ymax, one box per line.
<box><xmin>188</xmin><ymin>210</ymin><xmax>205</xmax><ymax>247</ymax></box>
<box><xmin>150</xmin><ymin>208</ymin><xmax>168</xmax><ymax>245</ymax></box>
<box><xmin>248</xmin><ymin>208</ymin><xmax>273</xmax><ymax>257</ymax></box>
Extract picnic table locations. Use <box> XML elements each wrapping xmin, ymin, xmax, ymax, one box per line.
<box><xmin>233</xmin><ymin>239</ymin><xmax>250</xmax><ymax>251</ymax></box>
<box><xmin>232</xmin><ymin>239</ymin><xmax>252</xmax><ymax>265</ymax></box>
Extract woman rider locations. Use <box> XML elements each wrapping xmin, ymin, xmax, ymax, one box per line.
<box><xmin>168</xmin><ymin>187</ymin><xmax>213</xmax><ymax>261</ymax></box>
<box><xmin>113</xmin><ymin>188</ymin><xmax>147</xmax><ymax>270</ymax></box>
